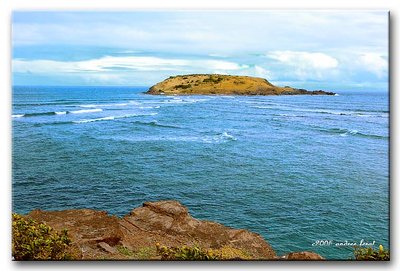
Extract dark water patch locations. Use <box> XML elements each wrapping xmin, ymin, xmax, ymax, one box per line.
<box><xmin>32</xmin><ymin>121</ymin><xmax>74</xmax><ymax>127</ymax></box>
<box><xmin>17</xmin><ymin>111</ymin><xmax>59</xmax><ymax>117</ymax></box>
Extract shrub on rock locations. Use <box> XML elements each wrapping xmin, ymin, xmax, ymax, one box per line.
<box><xmin>12</xmin><ymin>214</ymin><xmax>72</xmax><ymax>260</ymax></box>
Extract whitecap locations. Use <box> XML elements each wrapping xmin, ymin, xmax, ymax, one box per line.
<box><xmin>12</xmin><ymin>114</ymin><xmax>24</xmax><ymax>118</ymax></box>
<box><xmin>99</xmin><ymin>103</ymin><xmax>128</xmax><ymax>107</ymax></box>
<box><xmin>157</xmin><ymin>97</ymin><xmax>208</xmax><ymax>104</ymax></box>
<box><xmin>207</xmin><ymin>132</ymin><xmax>237</xmax><ymax>143</ymax></box>
<box><xmin>252</xmin><ymin>106</ymin><xmax>275</xmax><ymax>109</ymax></box>
<box><xmin>138</xmin><ymin>106</ymin><xmax>161</xmax><ymax>109</ymax></box>
<box><xmin>184</xmin><ymin>98</ymin><xmax>209</xmax><ymax>103</ymax></box>
<box><xmin>70</xmin><ymin>109</ymin><xmax>103</xmax><ymax>114</ymax></box>
<box><xmin>340</xmin><ymin>129</ymin><xmax>358</xmax><ymax>137</ymax></box>
<box><xmin>79</xmin><ymin>103</ymin><xmax>128</xmax><ymax>108</ymax></box>
<box><xmin>220</xmin><ymin>131</ymin><xmax>236</xmax><ymax>141</ymax></box>
<box><xmin>128</xmin><ymin>101</ymin><xmax>142</xmax><ymax>105</ymax></box>
<box><xmin>220</xmin><ymin>96</ymin><xmax>235</xmax><ymax>99</ymax></box>
<box><xmin>55</xmin><ymin>111</ymin><xmax>67</xmax><ymax>115</ymax></box>
<box><xmin>74</xmin><ymin>116</ymin><xmax>115</xmax><ymax>123</ymax></box>
<box><xmin>166</xmin><ymin>99</ymin><xmax>184</xmax><ymax>104</ymax></box>
<box><xmin>73</xmin><ymin>112</ymin><xmax>157</xmax><ymax>124</ymax></box>
<box><xmin>78</xmin><ymin>104</ymin><xmax>98</xmax><ymax>108</ymax></box>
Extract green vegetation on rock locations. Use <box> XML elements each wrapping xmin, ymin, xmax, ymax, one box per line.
<box><xmin>12</xmin><ymin>214</ymin><xmax>72</xmax><ymax>260</ymax></box>
<box><xmin>156</xmin><ymin>243</ymin><xmax>251</xmax><ymax>260</ymax></box>
<box><xmin>353</xmin><ymin>245</ymin><xmax>390</xmax><ymax>261</ymax></box>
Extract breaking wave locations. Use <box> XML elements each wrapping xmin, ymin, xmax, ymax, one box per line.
<box><xmin>12</xmin><ymin>108</ymin><xmax>103</xmax><ymax>118</ymax></box>
<box><xmin>78</xmin><ymin>103</ymin><xmax>129</xmax><ymax>108</ymax></box>
<box><xmin>253</xmin><ymin>105</ymin><xmax>388</xmax><ymax>118</ymax></box>
<box><xmin>318</xmin><ymin>127</ymin><xmax>388</xmax><ymax>139</ymax></box>
<box><xmin>69</xmin><ymin>109</ymin><xmax>103</xmax><ymax>114</ymax></box>
<box><xmin>73</xmin><ymin>113</ymin><xmax>157</xmax><ymax>124</ymax></box>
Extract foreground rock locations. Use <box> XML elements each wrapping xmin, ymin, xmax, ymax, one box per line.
<box><xmin>25</xmin><ymin>200</ymin><xmax>322</xmax><ymax>260</ymax></box>
<box><xmin>146</xmin><ymin>74</ymin><xmax>335</xmax><ymax>96</ymax></box>
<box><xmin>281</xmin><ymin>251</ymin><xmax>324</xmax><ymax>260</ymax></box>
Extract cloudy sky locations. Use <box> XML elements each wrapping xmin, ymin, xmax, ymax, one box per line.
<box><xmin>12</xmin><ymin>11</ymin><xmax>388</xmax><ymax>90</ymax></box>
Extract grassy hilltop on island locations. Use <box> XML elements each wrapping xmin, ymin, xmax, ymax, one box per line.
<box><xmin>146</xmin><ymin>74</ymin><xmax>335</xmax><ymax>96</ymax></box>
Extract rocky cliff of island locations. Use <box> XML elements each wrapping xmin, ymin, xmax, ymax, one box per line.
<box><xmin>146</xmin><ymin>74</ymin><xmax>335</xmax><ymax>96</ymax></box>
<box><xmin>20</xmin><ymin>200</ymin><xmax>324</xmax><ymax>260</ymax></box>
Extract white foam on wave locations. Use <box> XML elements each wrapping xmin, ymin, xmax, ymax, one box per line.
<box><xmin>74</xmin><ymin>116</ymin><xmax>115</xmax><ymax>123</ymax></box>
<box><xmin>166</xmin><ymin>98</ymin><xmax>184</xmax><ymax>104</ymax></box>
<box><xmin>118</xmin><ymin>130</ymin><xmax>237</xmax><ymax>144</ymax></box>
<box><xmin>318</xmin><ymin>109</ymin><xmax>348</xmax><ymax>115</ymax></box>
<box><xmin>253</xmin><ymin>106</ymin><xmax>275</xmax><ymax>109</ymax></box>
<box><xmin>78</xmin><ymin>104</ymin><xmax>97</xmax><ymax>108</ymax></box>
<box><xmin>184</xmin><ymin>98</ymin><xmax>209</xmax><ymax>103</ymax></box>
<box><xmin>70</xmin><ymin>108</ymin><xmax>103</xmax><ymax>114</ymax></box>
<box><xmin>154</xmin><ymin>97</ymin><xmax>209</xmax><ymax>105</ymax></box>
<box><xmin>79</xmin><ymin>103</ymin><xmax>128</xmax><ymax>108</ymax></box>
<box><xmin>12</xmin><ymin>114</ymin><xmax>24</xmax><ymax>118</ymax></box>
<box><xmin>252</xmin><ymin>103</ymin><xmax>352</xmax><ymax>116</ymax></box>
<box><xmin>340</xmin><ymin>129</ymin><xmax>359</xmax><ymax>137</ymax></box>
<box><xmin>318</xmin><ymin>110</ymin><xmax>387</xmax><ymax>118</ymax></box>
<box><xmin>203</xmin><ymin>132</ymin><xmax>237</xmax><ymax>143</ymax></box>
<box><xmin>220</xmin><ymin>96</ymin><xmax>235</xmax><ymax>99</ymax></box>
<box><xmin>73</xmin><ymin>112</ymin><xmax>157</xmax><ymax>124</ymax></box>
<box><xmin>220</xmin><ymin>131</ymin><xmax>236</xmax><ymax>141</ymax></box>
<box><xmin>55</xmin><ymin>111</ymin><xmax>67</xmax><ymax>115</ymax></box>
<box><xmin>138</xmin><ymin>106</ymin><xmax>161</xmax><ymax>109</ymax></box>
<box><xmin>128</xmin><ymin>101</ymin><xmax>142</xmax><ymax>105</ymax></box>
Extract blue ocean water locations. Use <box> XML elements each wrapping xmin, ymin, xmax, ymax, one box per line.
<box><xmin>12</xmin><ymin>86</ymin><xmax>389</xmax><ymax>259</ymax></box>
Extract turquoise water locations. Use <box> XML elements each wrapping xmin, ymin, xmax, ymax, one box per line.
<box><xmin>12</xmin><ymin>86</ymin><xmax>389</xmax><ymax>259</ymax></box>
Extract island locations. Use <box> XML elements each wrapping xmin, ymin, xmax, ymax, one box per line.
<box><xmin>146</xmin><ymin>74</ymin><xmax>336</xmax><ymax>96</ymax></box>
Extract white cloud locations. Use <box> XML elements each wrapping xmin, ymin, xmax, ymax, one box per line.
<box><xmin>204</xmin><ymin>60</ymin><xmax>247</xmax><ymax>70</ymax></box>
<box><xmin>267</xmin><ymin>51</ymin><xmax>339</xmax><ymax>69</ymax></box>
<box><xmin>265</xmin><ymin>51</ymin><xmax>339</xmax><ymax>80</ymax></box>
<box><xmin>12</xmin><ymin>11</ymin><xmax>388</xmax><ymax>55</ymax></box>
<box><xmin>12</xmin><ymin>56</ymin><xmax>247</xmax><ymax>74</ymax></box>
<box><xmin>12</xmin><ymin>11</ymin><xmax>388</xmax><ymax>87</ymax></box>
<box><xmin>254</xmin><ymin>65</ymin><xmax>272</xmax><ymax>78</ymax></box>
<box><xmin>358</xmin><ymin>53</ymin><xmax>388</xmax><ymax>78</ymax></box>
<box><xmin>12</xmin><ymin>55</ymin><xmax>256</xmax><ymax>85</ymax></box>
<box><xmin>83</xmin><ymin>73</ymin><xmax>126</xmax><ymax>84</ymax></box>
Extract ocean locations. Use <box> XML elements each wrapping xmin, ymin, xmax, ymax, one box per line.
<box><xmin>12</xmin><ymin>86</ymin><xmax>389</xmax><ymax>259</ymax></box>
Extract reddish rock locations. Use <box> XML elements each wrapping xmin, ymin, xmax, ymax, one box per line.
<box><xmin>27</xmin><ymin>208</ymin><xmax>123</xmax><ymax>259</ymax></box>
<box><xmin>282</xmin><ymin>251</ymin><xmax>325</xmax><ymax>260</ymax></box>
<box><xmin>122</xmin><ymin>200</ymin><xmax>276</xmax><ymax>259</ymax></box>
<box><xmin>25</xmin><ymin>200</ymin><xmax>323</xmax><ymax>260</ymax></box>
<box><xmin>26</xmin><ymin>201</ymin><xmax>276</xmax><ymax>260</ymax></box>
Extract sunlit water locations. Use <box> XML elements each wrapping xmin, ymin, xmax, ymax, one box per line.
<box><xmin>12</xmin><ymin>86</ymin><xmax>389</xmax><ymax>259</ymax></box>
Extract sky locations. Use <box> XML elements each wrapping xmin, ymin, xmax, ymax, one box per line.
<box><xmin>11</xmin><ymin>11</ymin><xmax>389</xmax><ymax>90</ymax></box>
